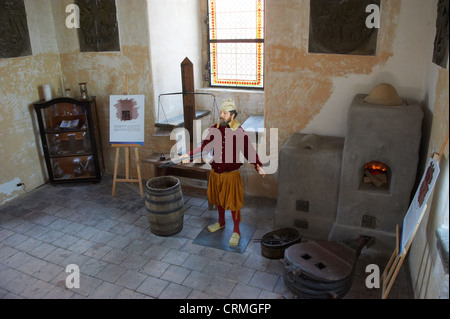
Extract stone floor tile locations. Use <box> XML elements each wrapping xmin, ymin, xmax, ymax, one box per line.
<box><xmin>203</xmin><ymin>259</ymin><xmax>233</xmax><ymax>276</ymax></box>
<box><xmin>187</xmin><ymin>289</ymin><xmax>220</xmax><ymax>299</ymax></box>
<box><xmin>182</xmin><ymin>254</ymin><xmax>210</xmax><ymax>272</ymax></box>
<box><xmin>89</xmin><ymin>281</ymin><xmax>124</xmax><ymax>299</ymax></box>
<box><xmin>83</xmin><ymin>243</ymin><xmax>112</xmax><ymax>260</ymax></box>
<box><xmin>67</xmin><ymin>238</ymin><xmax>94</xmax><ymax>255</ymax></box>
<box><xmin>160</xmin><ymin>265</ymin><xmax>191</xmax><ymax>284</ymax></box>
<box><xmin>32</xmin><ymin>263</ymin><xmax>65</xmax><ymax>282</ymax></box>
<box><xmin>115</xmin><ymin>269</ymin><xmax>148</xmax><ymax>290</ymax></box>
<box><xmin>0</xmin><ymin>228</ymin><xmax>15</xmax><ymax>242</ymax></box>
<box><xmin>95</xmin><ymin>263</ymin><xmax>127</xmax><ymax>283</ymax></box>
<box><xmin>53</xmin><ymin>234</ymin><xmax>80</xmax><ymax>250</ymax></box>
<box><xmin>182</xmin><ymin>271</ymin><xmax>214</xmax><ymax>291</ymax></box>
<box><xmin>2</xmin><ymin>233</ymin><xmax>29</xmax><ymax>248</ymax></box>
<box><xmin>229</xmin><ymin>283</ymin><xmax>261</xmax><ymax>299</ymax></box>
<box><xmin>44</xmin><ymin>286</ymin><xmax>75</xmax><ymax>299</ymax></box>
<box><xmin>204</xmin><ymin>276</ymin><xmax>237</xmax><ymax>298</ymax></box>
<box><xmin>243</xmin><ymin>254</ymin><xmax>271</xmax><ymax>272</ymax></box>
<box><xmin>37</xmin><ymin>229</ymin><xmax>65</xmax><ymax>244</ymax></box>
<box><xmin>24</xmin><ymin>225</ymin><xmax>50</xmax><ymax>239</ymax></box>
<box><xmin>159</xmin><ymin>282</ymin><xmax>192</xmax><ymax>299</ymax></box>
<box><xmin>161</xmin><ymin>249</ymin><xmax>190</xmax><ymax>266</ymax></box>
<box><xmin>119</xmin><ymin>253</ymin><xmax>149</xmax><ymax>271</ymax></box>
<box><xmin>224</xmin><ymin>265</ymin><xmax>256</xmax><ymax>285</ymax></box>
<box><xmin>78</xmin><ymin>258</ymin><xmax>109</xmax><ymax>277</ymax></box>
<box><xmin>248</xmin><ymin>271</ymin><xmax>279</xmax><ymax>291</ymax></box>
<box><xmin>116</xmin><ymin>288</ymin><xmax>150</xmax><ymax>299</ymax></box>
<box><xmin>136</xmin><ymin>276</ymin><xmax>169</xmax><ymax>298</ymax></box>
<box><xmin>0</xmin><ymin>267</ymin><xmax>22</xmax><ymax>286</ymax></box>
<box><xmin>258</xmin><ymin>290</ymin><xmax>285</xmax><ymax>299</ymax></box>
<box><xmin>140</xmin><ymin>259</ymin><xmax>170</xmax><ymax>278</ymax></box>
<box><xmin>1</xmin><ymin>272</ymin><xmax>38</xmax><ymax>296</ymax></box>
<box><xmin>16</xmin><ymin>256</ymin><xmax>47</xmax><ymax>275</ymax></box>
<box><xmin>122</xmin><ymin>239</ymin><xmax>152</xmax><ymax>255</ymax></box>
<box><xmin>20</xmin><ymin>279</ymin><xmax>55</xmax><ymax>299</ymax></box>
<box><xmin>101</xmin><ymin>248</ymin><xmax>130</xmax><ymax>265</ymax></box>
<box><xmin>28</xmin><ymin>242</ymin><xmax>57</xmax><ymax>259</ymax></box>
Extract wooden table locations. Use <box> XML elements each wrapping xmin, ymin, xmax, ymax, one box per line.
<box><xmin>143</xmin><ymin>153</ymin><xmax>214</xmax><ymax>210</ymax></box>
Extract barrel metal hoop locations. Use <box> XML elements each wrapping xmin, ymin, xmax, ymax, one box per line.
<box><xmin>145</xmin><ymin>195</ymin><xmax>183</xmax><ymax>207</ymax></box>
<box><xmin>147</xmin><ymin>205</ymin><xmax>184</xmax><ymax>215</ymax></box>
<box><xmin>145</xmin><ymin>186</ymin><xmax>181</xmax><ymax>197</ymax></box>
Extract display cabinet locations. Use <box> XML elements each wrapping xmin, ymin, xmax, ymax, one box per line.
<box><xmin>34</xmin><ymin>97</ymin><xmax>105</xmax><ymax>184</ymax></box>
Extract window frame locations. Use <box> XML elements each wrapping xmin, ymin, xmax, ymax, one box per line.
<box><xmin>206</xmin><ymin>0</ymin><xmax>265</xmax><ymax>90</ymax></box>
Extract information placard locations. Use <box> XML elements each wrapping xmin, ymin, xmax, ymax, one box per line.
<box><xmin>109</xmin><ymin>95</ymin><xmax>145</xmax><ymax>145</ymax></box>
<box><xmin>400</xmin><ymin>157</ymin><xmax>440</xmax><ymax>255</ymax></box>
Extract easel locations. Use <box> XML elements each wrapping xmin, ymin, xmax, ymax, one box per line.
<box><xmin>381</xmin><ymin>132</ymin><xmax>449</xmax><ymax>299</ymax></box>
<box><xmin>111</xmin><ymin>75</ymin><xmax>144</xmax><ymax>198</ymax></box>
<box><xmin>112</xmin><ymin>144</ymin><xmax>144</xmax><ymax>198</ymax></box>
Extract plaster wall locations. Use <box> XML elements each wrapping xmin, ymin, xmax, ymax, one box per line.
<box><xmin>407</xmin><ymin>10</ymin><xmax>449</xmax><ymax>297</ymax></box>
<box><xmin>51</xmin><ymin>0</ymin><xmax>176</xmax><ymax>180</ymax></box>
<box><xmin>0</xmin><ymin>0</ymin><xmax>62</xmax><ymax>204</ymax></box>
<box><xmin>256</xmin><ymin>0</ymin><xmax>438</xmax><ymax>200</ymax></box>
<box><xmin>148</xmin><ymin>0</ymin><xmax>203</xmax><ymax>121</ymax></box>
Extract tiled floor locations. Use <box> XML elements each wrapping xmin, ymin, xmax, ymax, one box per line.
<box><xmin>0</xmin><ymin>174</ymin><xmax>413</xmax><ymax>299</ymax></box>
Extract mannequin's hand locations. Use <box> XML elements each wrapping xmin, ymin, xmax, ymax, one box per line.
<box><xmin>179</xmin><ymin>154</ymin><xmax>190</xmax><ymax>164</ymax></box>
<box><xmin>256</xmin><ymin>165</ymin><xmax>265</xmax><ymax>178</ymax></box>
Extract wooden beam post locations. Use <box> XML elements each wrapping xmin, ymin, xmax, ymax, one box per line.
<box><xmin>181</xmin><ymin>57</ymin><xmax>195</xmax><ymax>153</ymax></box>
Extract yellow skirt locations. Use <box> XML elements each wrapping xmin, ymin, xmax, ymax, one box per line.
<box><xmin>207</xmin><ymin>169</ymin><xmax>244</xmax><ymax>214</ymax></box>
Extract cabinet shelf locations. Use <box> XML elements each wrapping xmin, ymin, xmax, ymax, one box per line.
<box><xmin>45</xmin><ymin>128</ymin><xmax>89</xmax><ymax>134</ymax></box>
<box><xmin>34</xmin><ymin>97</ymin><xmax>104</xmax><ymax>184</ymax></box>
<box><xmin>49</xmin><ymin>152</ymin><xmax>93</xmax><ymax>159</ymax></box>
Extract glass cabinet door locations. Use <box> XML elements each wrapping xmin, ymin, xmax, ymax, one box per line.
<box><xmin>38</xmin><ymin>101</ymin><xmax>97</xmax><ymax>181</ymax></box>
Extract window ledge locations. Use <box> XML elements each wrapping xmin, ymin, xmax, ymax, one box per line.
<box><xmin>197</xmin><ymin>87</ymin><xmax>264</xmax><ymax>95</ymax></box>
<box><xmin>436</xmin><ymin>227</ymin><xmax>449</xmax><ymax>274</ymax></box>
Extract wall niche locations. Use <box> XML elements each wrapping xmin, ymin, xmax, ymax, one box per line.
<box><xmin>0</xmin><ymin>0</ymin><xmax>32</xmax><ymax>59</ymax></box>
<box><xmin>309</xmin><ymin>0</ymin><xmax>380</xmax><ymax>56</ymax></box>
<box><xmin>432</xmin><ymin>0</ymin><xmax>449</xmax><ymax>68</ymax></box>
<box><xmin>77</xmin><ymin>0</ymin><xmax>120</xmax><ymax>52</ymax></box>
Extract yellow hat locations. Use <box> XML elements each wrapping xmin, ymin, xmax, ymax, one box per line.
<box><xmin>364</xmin><ymin>83</ymin><xmax>403</xmax><ymax>106</ymax></box>
<box><xmin>220</xmin><ymin>99</ymin><xmax>237</xmax><ymax>112</ymax></box>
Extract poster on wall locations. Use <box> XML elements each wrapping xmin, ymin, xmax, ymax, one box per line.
<box><xmin>109</xmin><ymin>95</ymin><xmax>145</xmax><ymax>145</ymax></box>
<box><xmin>399</xmin><ymin>157</ymin><xmax>440</xmax><ymax>255</ymax></box>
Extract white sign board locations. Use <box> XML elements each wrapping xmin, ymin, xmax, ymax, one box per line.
<box><xmin>400</xmin><ymin>157</ymin><xmax>440</xmax><ymax>255</ymax></box>
<box><xmin>109</xmin><ymin>95</ymin><xmax>145</xmax><ymax>145</ymax></box>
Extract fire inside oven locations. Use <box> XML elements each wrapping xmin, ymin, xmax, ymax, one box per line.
<box><xmin>362</xmin><ymin>161</ymin><xmax>391</xmax><ymax>190</ymax></box>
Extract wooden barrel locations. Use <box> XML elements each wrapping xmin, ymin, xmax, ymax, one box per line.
<box><xmin>145</xmin><ymin>176</ymin><xmax>184</xmax><ymax>236</ymax></box>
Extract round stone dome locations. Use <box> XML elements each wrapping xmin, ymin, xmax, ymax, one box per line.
<box><xmin>364</xmin><ymin>83</ymin><xmax>403</xmax><ymax>106</ymax></box>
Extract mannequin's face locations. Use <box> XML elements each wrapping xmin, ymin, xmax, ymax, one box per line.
<box><xmin>219</xmin><ymin>110</ymin><xmax>235</xmax><ymax>126</ymax></box>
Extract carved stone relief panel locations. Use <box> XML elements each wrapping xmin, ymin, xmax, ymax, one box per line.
<box><xmin>433</xmin><ymin>0</ymin><xmax>449</xmax><ymax>68</ymax></box>
<box><xmin>0</xmin><ymin>0</ymin><xmax>32</xmax><ymax>59</ymax></box>
<box><xmin>77</xmin><ymin>0</ymin><xmax>120</xmax><ymax>52</ymax></box>
<box><xmin>309</xmin><ymin>0</ymin><xmax>380</xmax><ymax>55</ymax></box>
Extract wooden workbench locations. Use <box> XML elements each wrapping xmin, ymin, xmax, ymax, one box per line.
<box><xmin>143</xmin><ymin>153</ymin><xmax>214</xmax><ymax>210</ymax></box>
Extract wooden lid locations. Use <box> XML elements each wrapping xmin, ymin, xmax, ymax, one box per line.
<box><xmin>284</xmin><ymin>241</ymin><xmax>356</xmax><ymax>282</ymax></box>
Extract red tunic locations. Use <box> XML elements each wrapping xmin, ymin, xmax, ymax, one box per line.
<box><xmin>188</xmin><ymin>121</ymin><xmax>262</xmax><ymax>173</ymax></box>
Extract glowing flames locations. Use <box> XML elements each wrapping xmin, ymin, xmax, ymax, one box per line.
<box><xmin>365</xmin><ymin>161</ymin><xmax>388</xmax><ymax>176</ymax></box>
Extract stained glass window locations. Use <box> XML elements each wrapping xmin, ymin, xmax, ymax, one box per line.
<box><xmin>208</xmin><ymin>0</ymin><xmax>264</xmax><ymax>89</ymax></box>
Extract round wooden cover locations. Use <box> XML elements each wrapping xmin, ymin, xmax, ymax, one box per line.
<box><xmin>284</xmin><ymin>241</ymin><xmax>357</xmax><ymax>282</ymax></box>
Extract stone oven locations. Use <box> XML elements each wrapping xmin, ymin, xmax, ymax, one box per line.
<box><xmin>275</xmin><ymin>92</ymin><xmax>424</xmax><ymax>252</ymax></box>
